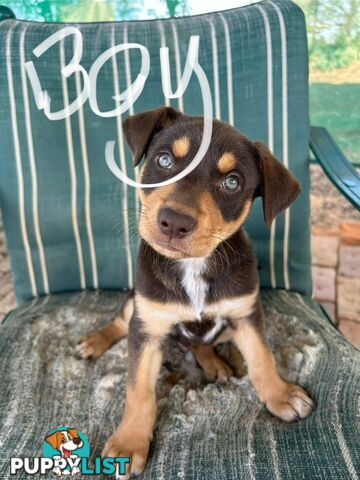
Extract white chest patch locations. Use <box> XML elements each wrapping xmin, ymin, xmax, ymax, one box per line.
<box><xmin>202</xmin><ymin>315</ymin><xmax>227</xmax><ymax>343</ymax></box>
<box><xmin>179</xmin><ymin>258</ymin><xmax>208</xmax><ymax>317</ymax></box>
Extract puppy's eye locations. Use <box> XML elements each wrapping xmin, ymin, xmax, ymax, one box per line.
<box><xmin>222</xmin><ymin>175</ymin><xmax>240</xmax><ymax>191</ymax></box>
<box><xmin>158</xmin><ymin>153</ymin><xmax>173</xmax><ymax>169</ymax></box>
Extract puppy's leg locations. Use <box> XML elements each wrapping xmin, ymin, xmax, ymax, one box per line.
<box><xmin>102</xmin><ymin>315</ymin><xmax>163</xmax><ymax>479</ymax></box>
<box><xmin>192</xmin><ymin>345</ymin><xmax>232</xmax><ymax>383</ymax></box>
<box><xmin>76</xmin><ymin>293</ymin><xmax>134</xmax><ymax>359</ymax></box>
<box><xmin>232</xmin><ymin>305</ymin><xmax>314</xmax><ymax>422</ymax></box>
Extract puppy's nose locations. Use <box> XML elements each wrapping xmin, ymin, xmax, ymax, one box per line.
<box><xmin>73</xmin><ymin>437</ymin><xmax>81</xmax><ymax>445</ymax></box>
<box><xmin>158</xmin><ymin>207</ymin><xmax>196</xmax><ymax>239</ymax></box>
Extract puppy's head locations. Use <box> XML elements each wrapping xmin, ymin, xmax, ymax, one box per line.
<box><xmin>45</xmin><ymin>429</ymin><xmax>83</xmax><ymax>457</ymax></box>
<box><xmin>124</xmin><ymin>106</ymin><xmax>300</xmax><ymax>259</ymax></box>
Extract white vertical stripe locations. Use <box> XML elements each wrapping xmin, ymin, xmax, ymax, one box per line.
<box><xmin>219</xmin><ymin>13</ymin><xmax>234</xmax><ymax>126</ymax></box>
<box><xmin>111</xmin><ymin>27</ymin><xmax>133</xmax><ymax>288</ymax></box>
<box><xmin>74</xmin><ymin>66</ymin><xmax>98</xmax><ymax>290</ymax></box>
<box><xmin>208</xmin><ymin>19</ymin><xmax>221</xmax><ymax>120</ymax></box>
<box><xmin>333</xmin><ymin>385</ymin><xmax>359</xmax><ymax>480</ymax></box>
<box><xmin>246</xmin><ymin>407</ymin><xmax>261</xmax><ymax>480</ymax></box>
<box><xmin>123</xmin><ymin>25</ymin><xmax>134</xmax><ymax>117</ymax></box>
<box><xmin>123</xmin><ymin>24</ymin><xmax>140</xmax><ymax>223</ymax></box>
<box><xmin>267</xmin><ymin>423</ymin><xmax>282</xmax><ymax>480</ymax></box>
<box><xmin>271</xmin><ymin>1</ymin><xmax>290</xmax><ymax>290</ymax></box>
<box><xmin>171</xmin><ymin>20</ymin><xmax>184</xmax><ymax>112</ymax></box>
<box><xmin>60</xmin><ymin>39</ymin><xmax>86</xmax><ymax>290</ymax></box>
<box><xmin>256</xmin><ymin>5</ymin><xmax>276</xmax><ymax>289</ymax></box>
<box><xmin>19</xmin><ymin>26</ymin><xmax>49</xmax><ymax>295</ymax></box>
<box><xmin>158</xmin><ymin>22</ymin><xmax>170</xmax><ymax>107</ymax></box>
<box><xmin>272</xmin><ymin>4</ymin><xmax>288</xmax><ymax>170</ymax></box>
<box><xmin>6</xmin><ymin>25</ymin><xmax>37</xmax><ymax>298</ymax></box>
<box><xmin>257</xmin><ymin>6</ymin><xmax>274</xmax><ymax>159</ymax></box>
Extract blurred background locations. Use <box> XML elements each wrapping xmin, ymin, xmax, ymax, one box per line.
<box><xmin>0</xmin><ymin>0</ymin><xmax>359</xmax><ymax>341</ymax></box>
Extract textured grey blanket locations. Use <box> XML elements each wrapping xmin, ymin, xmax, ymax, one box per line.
<box><xmin>0</xmin><ymin>290</ymin><xmax>359</xmax><ymax>479</ymax></box>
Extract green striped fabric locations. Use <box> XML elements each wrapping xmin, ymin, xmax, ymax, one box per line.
<box><xmin>0</xmin><ymin>0</ymin><xmax>311</xmax><ymax>302</ymax></box>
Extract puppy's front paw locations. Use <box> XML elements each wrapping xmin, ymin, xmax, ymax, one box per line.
<box><xmin>265</xmin><ymin>382</ymin><xmax>314</xmax><ymax>422</ymax></box>
<box><xmin>102</xmin><ymin>427</ymin><xmax>150</xmax><ymax>479</ymax></box>
<box><xmin>202</xmin><ymin>355</ymin><xmax>233</xmax><ymax>383</ymax></box>
<box><xmin>75</xmin><ymin>331</ymin><xmax>112</xmax><ymax>359</ymax></box>
<box><xmin>192</xmin><ymin>346</ymin><xmax>233</xmax><ymax>383</ymax></box>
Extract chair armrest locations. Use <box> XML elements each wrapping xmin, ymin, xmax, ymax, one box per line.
<box><xmin>310</xmin><ymin>126</ymin><xmax>360</xmax><ymax>210</ymax></box>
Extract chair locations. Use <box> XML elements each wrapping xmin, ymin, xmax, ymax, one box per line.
<box><xmin>0</xmin><ymin>1</ymin><xmax>359</xmax><ymax>478</ymax></box>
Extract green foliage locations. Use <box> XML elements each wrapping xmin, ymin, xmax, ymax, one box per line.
<box><xmin>298</xmin><ymin>0</ymin><xmax>360</xmax><ymax>71</ymax></box>
<box><xmin>2</xmin><ymin>0</ymin><xmax>52</xmax><ymax>21</ymax></box>
<box><xmin>310</xmin><ymin>84</ymin><xmax>360</xmax><ymax>163</ymax></box>
<box><xmin>59</xmin><ymin>1</ymin><xmax>116</xmax><ymax>22</ymax></box>
<box><xmin>164</xmin><ymin>0</ymin><xmax>190</xmax><ymax>17</ymax></box>
<box><xmin>3</xmin><ymin>0</ymin><xmax>189</xmax><ymax>21</ymax></box>
<box><xmin>4</xmin><ymin>1</ymin><xmax>359</xmax><ymax>74</ymax></box>
<box><xmin>114</xmin><ymin>0</ymin><xmax>144</xmax><ymax>20</ymax></box>
<box><xmin>310</xmin><ymin>34</ymin><xmax>360</xmax><ymax>71</ymax></box>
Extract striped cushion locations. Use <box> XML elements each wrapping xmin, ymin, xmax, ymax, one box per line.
<box><xmin>1</xmin><ymin>290</ymin><xmax>359</xmax><ymax>478</ymax></box>
<box><xmin>0</xmin><ymin>0</ymin><xmax>311</xmax><ymax>302</ymax></box>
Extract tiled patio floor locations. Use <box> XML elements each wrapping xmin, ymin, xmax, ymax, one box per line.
<box><xmin>310</xmin><ymin>165</ymin><xmax>360</xmax><ymax>348</ymax></box>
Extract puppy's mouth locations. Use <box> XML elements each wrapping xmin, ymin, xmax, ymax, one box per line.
<box><xmin>62</xmin><ymin>448</ymin><xmax>71</xmax><ymax>459</ymax></box>
<box><xmin>152</xmin><ymin>237</ymin><xmax>189</xmax><ymax>255</ymax></box>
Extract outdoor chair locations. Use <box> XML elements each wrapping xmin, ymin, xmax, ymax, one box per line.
<box><xmin>0</xmin><ymin>1</ymin><xmax>359</xmax><ymax>478</ymax></box>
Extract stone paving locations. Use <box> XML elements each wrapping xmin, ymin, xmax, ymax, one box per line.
<box><xmin>312</xmin><ymin>225</ymin><xmax>360</xmax><ymax>346</ymax></box>
<box><xmin>310</xmin><ymin>165</ymin><xmax>360</xmax><ymax>348</ymax></box>
<box><xmin>0</xmin><ymin>164</ymin><xmax>359</xmax><ymax>347</ymax></box>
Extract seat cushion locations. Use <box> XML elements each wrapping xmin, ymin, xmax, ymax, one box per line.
<box><xmin>0</xmin><ymin>0</ymin><xmax>311</xmax><ymax>302</ymax></box>
<box><xmin>0</xmin><ymin>290</ymin><xmax>359</xmax><ymax>479</ymax></box>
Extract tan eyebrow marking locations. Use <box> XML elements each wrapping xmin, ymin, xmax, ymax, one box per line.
<box><xmin>172</xmin><ymin>136</ymin><xmax>190</xmax><ymax>158</ymax></box>
<box><xmin>217</xmin><ymin>152</ymin><xmax>237</xmax><ymax>173</ymax></box>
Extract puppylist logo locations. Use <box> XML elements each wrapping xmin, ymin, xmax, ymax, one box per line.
<box><xmin>10</xmin><ymin>427</ymin><xmax>130</xmax><ymax>476</ymax></box>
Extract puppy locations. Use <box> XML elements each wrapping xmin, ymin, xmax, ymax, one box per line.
<box><xmin>45</xmin><ymin>428</ymin><xmax>83</xmax><ymax>476</ymax></box>
<box><xmin>76</xmin><ymin>107</ymin><xmax>314</xmax><ymax>478</ymax></box>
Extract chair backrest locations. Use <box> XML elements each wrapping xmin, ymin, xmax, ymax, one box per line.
<box><xmin>0</xmin><ymin>0</ymin><xmax>311</xmax><ymax>303</ymax></box>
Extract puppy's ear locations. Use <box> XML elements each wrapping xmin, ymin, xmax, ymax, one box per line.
<box><xmin>123</xmin><ymin>106</ymin><xmax>181</xmax><ymax>167</ymax></box>
<box><xmin>254</xmin><ymin>141</ymin><xmax>300</xmax><ymax>227</ymax></box>
<box><xmin>68</xmin><ymin>429</ymin><xmax>78</xmax><ymax>439</ymax></box>
<box><xmin>45</xmin><ymin>431</ymin><xmax>61</xmax><ymax>450</ymax></box>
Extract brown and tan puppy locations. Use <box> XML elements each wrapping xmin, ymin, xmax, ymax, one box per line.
<box><xmin>76</xmin><ymin>107</ymin><xmax>314</xmax><ymax>478</ymax></box>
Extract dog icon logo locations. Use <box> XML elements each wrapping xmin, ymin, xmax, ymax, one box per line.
<box><xmin>43</xmin><ymin>427</ymin><xmax>90</xmax><ymax>476</ymax></box>
<box><xmin>11</xmin><ymin>426</ymin><xmax>128</xmax><ymax>476</ymax></box>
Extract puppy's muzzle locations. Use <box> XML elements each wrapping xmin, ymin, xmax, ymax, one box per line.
<box><xmin>158</xmin><ymin>207</ymin><xmax>197</xmax><ymax>239</ymax></box>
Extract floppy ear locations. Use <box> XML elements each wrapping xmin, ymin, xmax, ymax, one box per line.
<box><xmin>68</xmin><ymin>429</ymin><xmax>78</xmax><ymax>439</ymax></box>
<box><xmin>254</xmin><ymin>141</ymin><xmax>300</xmax><ymax>227</ymax></box>
<box><xmin>123</xmin><ymin>106</ymin><xmax>181</xmax><ymax>167</ymax></box>
<box><xmin>45</xmin><ymin>431</ymin><xmax>61</xmax><ymax>450</ymax></box>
